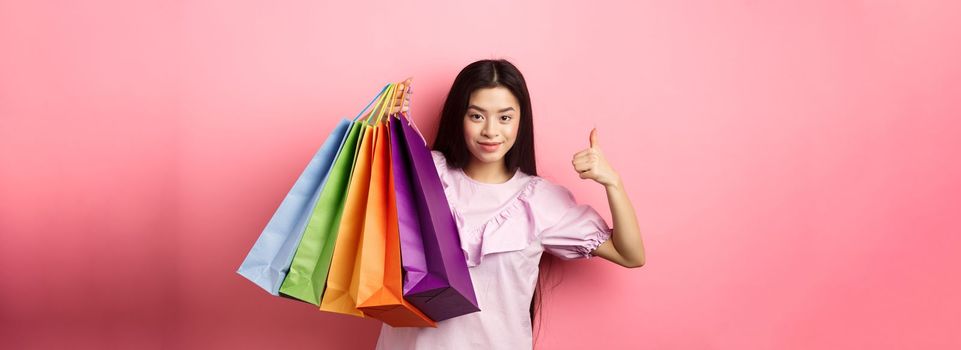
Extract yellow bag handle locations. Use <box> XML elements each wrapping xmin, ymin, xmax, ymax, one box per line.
<box><xmin>377</xmin><ymin>79</ymin><xmax>412</xmax><ymax>124</ymax></box>
<box><xmin>378</xmin><ymin>81</ymin><xmax>407</xmax><ymax>124</ymax></box>
<box><xmin>366</xmin><ymin>83</ymin><xmax>395</xmax><ymax>125</ymax></box>
<box><xmin>353</xmin><ymin>84</ymin><xmax>389</xmax><ymax>122</ymax></box>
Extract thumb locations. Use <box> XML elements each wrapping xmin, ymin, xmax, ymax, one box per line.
<box><xmin>589</xmin><ymin>128</ymin><xmax>598</xmax><ymax>149</ymax></box>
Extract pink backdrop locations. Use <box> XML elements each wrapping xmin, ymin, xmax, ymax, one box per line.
<box><xmin>2</xmin><ymin>0</ymin><xmax>960</xmax><ymax>349</ymax></box>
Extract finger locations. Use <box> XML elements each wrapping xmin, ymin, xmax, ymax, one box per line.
<box><xmin>572</xmin><ymin>159</ymin><xmax>589</xmax><ymax>170</ymax></box>
<box><xmin>571</xmin><ymin>156</ymin><xmax>596</xmax><ymax>164</ymax></box>
<box><xmin>589</xmin><ymin>128</ymin><xmax>598</xmax><ymax>149</ymax></box>
<box><xmin>574</xmin><ymin>163</ymin><xmax>592</xmax><ymax>173</ymax></box>
<box><xmin>573</xmin><ymin>149</ymin><xmax>592</xmax><ymax>159</ymax></box>
<box><xmin>574</xmin><ymin>152</ymin><xmax>599</xmax><ymax>163</ymax></box>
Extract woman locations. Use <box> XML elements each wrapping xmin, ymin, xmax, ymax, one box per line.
<box><xmin>376</xmin><ymin>59</ymin><xmax>645</xmax><ymax>349</ymax></box>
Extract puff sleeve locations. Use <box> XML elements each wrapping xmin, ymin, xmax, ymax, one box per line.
<box><xmin>535</xmin><ymin>181</ymin><xmax>613</xmax><ymax>260</ymax></box>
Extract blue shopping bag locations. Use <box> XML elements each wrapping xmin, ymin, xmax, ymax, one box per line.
<box><xmin>237</xmin><ymin>119</ymin><xmax>352</xmax><ymax>295</ymax></box>
<box><xmin>237</xmin><ymin>86</ymin><xmax>387</xmax><ymax>295</ymax></box>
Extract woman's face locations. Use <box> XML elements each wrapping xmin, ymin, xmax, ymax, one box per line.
<box><xmin>463</xmin><ymin>86</ymin><xmax>521</xmax><ymax>167</ymax></box>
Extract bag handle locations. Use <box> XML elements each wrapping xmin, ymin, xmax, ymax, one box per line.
<box><xmin>378</xmin><ymin>79</ymin><xmax>412</xmax><ymax>124</ymax></box>
<box><xmin>402</xmin><ymin>111</ymin><xmax>428</xmax><ymax>146</ymax></box>
<box><xmin>383</xmin><ymin>81</ymin><xmax>427</xmax><ymax>145</ymax></box>
<box><xmin>367</xmin><ymin>83</ymin><xmax>396</xmax><ymax>125</ymax></box>
<box><xmin>376</xmin><ymin>80</ymin><xmax>409</xmax><ymax>125</ymax></box>
<box><xmin>358</xmin><ymin>81</ymin><xmax>426</xmax><ymax>146</ymax></box>
<box><xmin>353</xmin><ymin>84</ymin><xmax>390</xmax><ymax>122</ymax></box>
<box><xmin>395</xmin><ymin>82</ymin><xmax>411</xmax><ymax>119</ymax></box>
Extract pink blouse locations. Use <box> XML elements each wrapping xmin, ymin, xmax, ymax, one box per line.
<box><xmin>375</xmin><ymin>151</ymin><xmax>612</xmax><ymax>349</ymax></box>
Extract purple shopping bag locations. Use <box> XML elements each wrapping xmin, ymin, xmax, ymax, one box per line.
<box><xmin>389</xmin><ymin>113</ymin><xmax>480</xmax><ymax>321</ymax></box>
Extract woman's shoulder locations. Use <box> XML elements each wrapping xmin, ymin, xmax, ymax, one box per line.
<box><xmin>514</xmin><ymin>175</ymin><xmax>581</xmax><ymax>228</ymax></box>
<box><xmin>432</xmin><ymin>150</ymin><xmax>460</xmax><ymax>175</ymax></box>
<box><xmin>429</xmin><ymin>149</ymin><xmax>454</xmax><ymax>173</ymax></box>
<box><xmin>430</xmin><ymin>150</ymin><xmax>446</xmax><ymax>165</ymax></box>
<box><xmin>526</xmin><ymin>175</ymin><xmax>576</xmax><ymax>204</ymax></box>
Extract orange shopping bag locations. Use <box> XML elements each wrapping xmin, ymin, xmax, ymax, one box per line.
<box><xmin>318</xmin><ymin>86</ymin><xmax>392</xmax><ymax>317</ymax></box>
<box><xmin>353</xmin><ymin>85</ymin><xmax>435</xmax><ymax>327</ymax></box>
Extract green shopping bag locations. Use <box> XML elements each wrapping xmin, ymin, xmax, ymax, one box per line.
<box><xmin>278</xmin><ymin>87</ymin><xmax>390</xmax><ymax>305</ymax></box>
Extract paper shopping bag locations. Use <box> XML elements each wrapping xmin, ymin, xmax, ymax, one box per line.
<box><xmin>318</xmin><ymin>83</ymin><xmax>399</xmax><ymax>316</ymax></box>
<box><xmin>237</xmin><ymin>119</ymin><xmax>351</xmax><ymax>295</ymax></box>
<box><xmin>395</xmin><ymin>111</ymin><xmax>480</xmax><ymax>321</ymax></box>
<box><xmin>317</xmin><ymin>121</ymin><xmax>375</xmax><ymax>316</ymax></box>
<box><xmin>354</xmin><ymin>120</ymin><xmax>436</xmax><ymax>327</ymax></box>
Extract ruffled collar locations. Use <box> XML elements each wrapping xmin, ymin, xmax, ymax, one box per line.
<box><xmin>449</xmin><ymin>176</ymin><xmax>543</xmax><ymax>267</ymax></box>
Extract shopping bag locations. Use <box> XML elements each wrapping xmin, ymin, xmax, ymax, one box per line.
<box><xmin>354</xmin><ymin>107</ymin><xmax>435</xmax><ymax>327</ymax></box>
<box><xmin>277</xmin><ymin>86</ymin><xmax>387</xmax><ymax>305</ymax></box>
<box><xmin>388</xmin><ymin>117</ymin><xmax>427</xmax><ymax>295</ymax></box>
<box><xmin>395</xmin><ymin>110</ymin><xmax>481</xmax><ymax>321</ymax></box>
<box><xmin>236</xmin><ymin>118</ymin><xmax>351</xmax><ymax>295</ymax></box>
<box><xmin>319</xmin><ymin>84</ymin><xmax>397</xmax><ymax>316</ymax></box>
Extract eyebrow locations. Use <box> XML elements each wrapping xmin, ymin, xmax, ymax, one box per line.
<box><xmin>467</xmin><ymin>105</ymin><xmax>515</xmax><ymax>113</ymax></box>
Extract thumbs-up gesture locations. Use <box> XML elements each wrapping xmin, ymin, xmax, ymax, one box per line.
<box><xmin>572</xmin><ymin>128</ymin><xmax>621</xmax><ymax>188</ymax></box>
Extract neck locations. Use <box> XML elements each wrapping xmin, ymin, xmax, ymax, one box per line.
<box><xmin>463</xmin><ymin>159</ymin><xmax>513</xmax><ymax>184</ymax></box>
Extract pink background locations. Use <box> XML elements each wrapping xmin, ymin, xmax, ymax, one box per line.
<box><xmin>2</xmin><ymin>0</ymin><xmax>960</xmax><ymax>349</ymax></box>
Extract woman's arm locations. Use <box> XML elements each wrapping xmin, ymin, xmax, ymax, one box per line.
<box><xmin>592</xmin><ymin>178</ymin><xmax>645</xmax><ymax>268</ymax></box>
<box><xmin>571</xmin><ymin>128</ymin><xmax>646</xmax><ymax>268</ymax></box>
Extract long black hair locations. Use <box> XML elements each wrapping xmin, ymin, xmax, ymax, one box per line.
<box><xmin>432</xmin><ymin>59</ymin><xmax>537</xmax><ymax>177</ymax></box>
<box><xmin>431</xmin><ymin>59</ymin><xmax>557</xmax><ymax>340</ymax></box>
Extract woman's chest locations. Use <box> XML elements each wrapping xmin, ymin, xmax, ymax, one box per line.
<box><xmin>446</xmin><ymin>180</ymin><xmax>531</xmax><ymax>228</ymax></box>
<box><xmin>440</xmin><ymin>170</ymin><xmax>545</xmax><ymax>268</ymax></box>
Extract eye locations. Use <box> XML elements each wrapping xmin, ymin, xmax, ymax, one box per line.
<box><xmin>469</xmin><ymin>114</ymin><xmax>484</xmax><ymax>121</ymax></box>
<box><xmin>500</xmin><ymin>115</ymin><xmax>512</xmax><ymax>122</ymax></box>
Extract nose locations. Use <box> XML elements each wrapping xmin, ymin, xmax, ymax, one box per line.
<box><xmin>481</xmin><ymin>119</ymin><xmax>498</xmax><ymax>138</ymax></box>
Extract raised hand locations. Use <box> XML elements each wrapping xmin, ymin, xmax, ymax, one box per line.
<box><xmin>571</xmin><ymin>128</ymin><xmax>621</xmax><ymax>188</ymax></box>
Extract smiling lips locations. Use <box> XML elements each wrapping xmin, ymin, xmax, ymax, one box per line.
<box><xmin>478</xmin><ymin>141</ymin><xmax>502</xmax><ymax>153</ymax></box>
